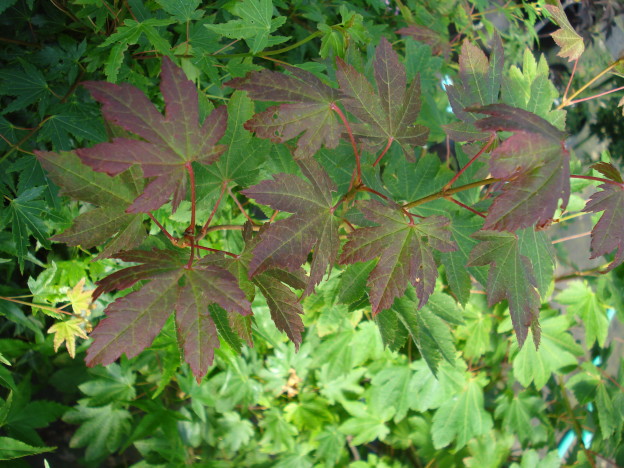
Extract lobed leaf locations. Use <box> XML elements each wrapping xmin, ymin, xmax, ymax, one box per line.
<box><xmin>545</xmin><ymin>1</ymin><xmax>585</xmax><ymax>62</ymax></box>
<box><xmin>77</xmin><ymin>57</ymin><xmax>227</xmax><ymax>213</ymax></box>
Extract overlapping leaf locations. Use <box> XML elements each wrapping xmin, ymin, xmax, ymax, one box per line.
<box><xmin>340</xmin><ymin>200</ymin><xmax>456</xmax><ymax>315</ymax></box>
<box><xmin>545</xmin><ymin>1</ymin><xmax>585</xmax><ymax>62</ymax></box>
<box><xmin>471</xmin><ymin>104</ymin><xmax>570</xmax><ymax>231</ymax></box>
<box><xmin>226</xmin><ymin>66</ymin><xmax>343</xmax><ymax>159</ymax></box>
<box><xmin>583</xmin><ymin>162</ymin><xmax>624</xmax><ymax>272</ymax></box>
<box><xmin>467</xmin><ymin>230</ymin><xmax>541</xmax><ymax>347</ymax></box>
<box><xmin>396</xmin><ymin>24</ymin><xmax>450</xmax><ymax>58</ymax></box>
<box><xmin>35</xmin><ymin>150</ymin><xmax>145</xmax><ymax>259</ymax></box>
<box><xmin>242</xmin><ymin>159</ymin><xmax>339</xmax><ymax>296</ymax></box>
<box><xmin>87</xmin><ymin>249</ymin><xmax>251</xmax><ymax>380</ymax></box>
<box><xmin>444</xmin><ymin>36</ymin><xmax>503</xmax><ymax>142</ymax></box>
<box><xmin>336</xmin><ymin>37</ymin><xmax>428</xmax><ymax>158</ymax></box>
<box><xmin>77</xmin><ymin>57</ymin><xmax>227</xmax><ymax>213</ymax></box>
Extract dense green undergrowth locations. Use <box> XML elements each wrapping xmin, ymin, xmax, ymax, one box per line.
<box><xmin>1</xmin><ymin>0</ymin><xmax>624</xmax><ymax>466</ymax></box>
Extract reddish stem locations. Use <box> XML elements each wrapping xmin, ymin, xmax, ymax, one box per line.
<box><xmin>186</xmin><ymin>237</ymin><xmax>195</xmax><ymax>269</ymax></box>
<box><xmin>148</xmin><ymin>213</ymin><xmax>177</xmax><ymax>244</ymax></box>
<box><xmin>330</xmin><ymin>102</ymin><xmax>361</xmax><ymax>184</ymax></box>
<box><xmin>199</xmin><ymin>181</ymin><xmax>227</xmax><ymax>239</ymax></box>
<box><xmin>571</xmin><ymin>174</ymin><xmax>624</xmax><ymax>188</ymax></box>
<box><xmin>186</xmin><ymin>163</ymin><xmax>196</xmax><ymax>232</ymax></box>
<box><xmin>195</xmin><ymin>244</ymin><xmax>238</xmax><ymax>258</ymax></box>
<box><xmin>563</xmin><ymin>58</ymin><xmax>578</xmax><ymax>101</ymax></box>
<box><xmin>447</xmin><ymin>197</ymin><xmax>486</xmax><ymax>218</ymax></box>
<box><xmin>444</xmin><ymin>133</ymin><xmax>495</xmax><ymax>190</ymax></box>
<box><xmin>227</xmin><ymin>185</ymin><xmax>256</xmax><ymax>224</ymax></box>
<box><xmin>358</xmin><ymin>185</ymin><xmax>391</xmax><ymax>202</ymax></box>
<box><xmin>373</xmin><ymin>137</ymin><xmax>394</xmax><ymax>166</ymax></box>
<box><xmin>566</xmin><ymin>85</ymin><xmax>624</xmax><ymax>106</ymax></box>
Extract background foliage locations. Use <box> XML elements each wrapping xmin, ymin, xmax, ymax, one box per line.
<box><xmin>1</xmin><ymin>0</ymin><xmax>624</xmax><ymax>467</ymax></box>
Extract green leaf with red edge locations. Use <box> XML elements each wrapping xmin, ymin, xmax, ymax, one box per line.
<box><xmin>242</xmin><ymin>158</ymin><xmax>339</xmax><ymax>296</ymax></box>
<box><xmin>76</xmin><ymin>57</ymin><xmax>227</xmax><ymax>213</ymax></box>
<box><xmin>87</xmin><ymin>249</ymin><xmax>251</xmax><ymax>381</ymax></box>
<box><xmin>545</xmin><ymin>1</ymin><xmax>585</xmax><ymax>62</ymax></box>
<box><xmin>583</xmin><ymin>174</ymin><xmax>624</xmax><ymax>272</ymax></box>
<box><xmin>336</xmin><ymin>37</ymin><xmax>428</xmax><ymax>159</ymax></box>
<box><xmin>225</xmin><ymin>66</ymin><xmax>343</xmax><ymax>159</ymax></box>
<box><xmin>35</xmin><ymin>150</ymin><xmax>146</xmax><ymax>259</ymax></box>
<box><xmin>340</xmin><ymin>200</ymin><xmax>456</xmax><ymax>315</ymax></box>
<box><xmin>444</xmin><ymin>36</ymin><xmax>503</xmax><ymax>142</ymax></box>
<box><xmin>470</xmin><ymin>104</ymin><xmax>570</xmax><ymax>231</ymax></box>
<box><xmin>467</xmin><ymin>230</ymin><xmax>541</xmax><ymax>347</ymax></box>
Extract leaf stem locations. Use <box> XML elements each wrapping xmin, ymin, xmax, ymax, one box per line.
<box><xmin>330</xmin><ymin>102</ymin><xmax>361</xmax><ymax>185</ymax></box>
<box><xmin>0</xmin><ymin>116</ymin><xmax>52</xmax><ymax>165</ymax></box>
<box><xmin>373</xmin><ymin>137</ymin><xmax>394</xmax><ymax>166</ymax></box>
<box><xmin>213</xmin><ymin>31</ymin><xmax>323</xmax><ymax>59</ymax></box>
<box><xmin>199</xmin><ymin>181</ymin><xmax>228</xmax><ymax>240</ymax></box>
<box><xmin>227</xmin><ymin>185</ymin><xmax>256</xmax><ymax>225</ymax></box>
<box><xmin>566</xmin><ymin>85</ymin><xmax>624</xmax><ymax>106</ymax></box>
<box><xmin>447</xmin><ymin>197</ymin><xmax>486</xmax><ymax>218</ymax></box>
<box><xmin>558</xmin><ymin>58</ymin><xmax>624</xmax><ymax>109</ymax></box>
<box><xmin>443</xmin><ymin>134</ymin><xmax>495</xmax><ymax>191</ymax></box>
<box><xmin>403</xmin><ymin>178</ymin><xmax>498</xmax><ymax>210</ymax></box>
<box><xmin>551</xmin><ymin>231</ymin><xmax>591</xmax><ymax>245</ymax></box>
<box><xmin>0</xmin><ymin>296</ymin><xmax>73</xmax><ymax>316</ymax></box>
<box><xmin>186</xmin><ymin>163</ymin><xmax>196</xmax><ymax>232</ymax></box>
<box><xmin>563</xmin><ymin>58</ymin><xmax>578</xmax><ymax>101</ymax></box>
<box><xmin>570</xmin><ymin>174</ymin><xmax>624</xmax><ymax>188</ymax></box>
<box><xmin>148</xmin><ymin>213</ymin><xmax>177</xmax><ymax>244</ymax></box>
<box><xmin>194</xmin><ymin>244</ymin><xmax>238</xmax><ymax>258</ymax></box>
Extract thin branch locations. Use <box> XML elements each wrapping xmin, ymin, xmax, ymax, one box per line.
<box><xmin>566</xmin><ymin>85</ymin><xmax>624</xmax><ymax>106</ymax></box>
<box><xmin>195</xmin><ymin>244</ymin><xmax>238</xmax><ymax>258</ymax></box>
<box><xmin>372</xmin><ymin>137</ymin><xmax>394</xmax><ymax>166</ymax></box>
<box><xmin>148</xmin><ymin>213</ymin><xmax>177</xmax><ymax>244</ymax></box>
<box><xmin>447</xmin><ymin>197</ymin><xmax>486</xmax><ymax>218</ymax></box>
<box><xmin>404</xmin><ymin>178</ymin><xmax>498</xmax><ymax>210</ymax></box>
<box><xmin>227</xmin><ymin>185</ymin><xmax>256</xmax><ymax>224</ymax></box>
<box><xmin>186</xmin><ymin>163</ymin><xmax>196</xmax><ymax>232</ymax></box>
<box><xmin>563</xmin><ymin>58</ymin><xmax>578</xmax><ymax>101</ymax></box>
<box><xmin>551</xmin><ymin>231</ymin><xmax>591</xmax><ymax>245</ymax></box>
<box><xmin>199</xmin><ymin>181</ymin><xmax>228</xmax><ymax>240</ymax></box>
<box><xmin>558</xmin><ymin>58</ymin><xmax>624</xmax><ymax>109</ymax></box>
<box><xmin>0</xmin><ymin>296</ymin><xmax>73</xmax><ymax>316</ymax></box>
<box><xmin>570</xmin><ymin>174</ymin><xmax>624</xmax><ymax>188</ymax></box>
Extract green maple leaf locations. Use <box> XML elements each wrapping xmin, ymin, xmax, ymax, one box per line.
<box><xmin>340</xmin><ymin>200</ymin><xmax>456</xmax><ymax>315</ymax></box>
<box><xmin>226</xmin><ymin>65</ymin><xmax>343</xmax><ymax>159</ymax></box>
<box><xmin>471</xmin><ymin>103</ymin><xmax>570</xmax><ymax>230</ymax></box>
<box><xmin>431</xmin><ymin>378</ymin><xmax>493</xmax><ymax>449</ymax></box>
<box><xmin>545</xmin><ymin>1</ymin><xmax>585</xmax><ymax>62</ymax></box>
<box><xmin>87</xmin><ymin>249</ymin><xmax>251</xmax><ymax>380</ymax></box>
<box><xmin>156</xmin><ymin>0</ymin><xmax>203</xmax><ymax>22</ymax></box>
<box><xmin>0</xmin><ymin>61</ymin><xmax>50</xmax><ymax>115</ymax></box>
<box><xmin>2</xmin><ymin>186</ymin><xmax>61</xmax><ymax>272</ymax></box>
<box><xmin>336</xmin><ymin>37</ymin><xmax>429</xmax><ymax>158</ymax></box>
<box><xmin>77</xmin><ymin>57</ymin><xmax>227</xmax><ymax>213</ymax></box>
<box><xmin>467</xmin><ymin>230</ymin><xmax>541</xmax><ymax>347</ymax></box>
<box><xmin>207</xmin><ymin>0</ymin><xmax>288</xmax><ymax>53</ymax></box>
<box><xmin>338</xmin><ymin>401</ymin><xmax>395</xmax><ymax>446</ymax></box>
<box><xmin>35</xmin><ymin>150</ymin><xmax>146</xmax><ymax>260</ymax></box>
<box><xmin>242</xmin><ymin>158</ymin><xmax>339</xmax><ymax>297</ymax></box>
<box><xmin>63</xmin><ymin>401</ymin><xmax>131</xmax><ymax>462</ymax></box>
<box><xmin>443</xmin><ymin>35</ymin><xmax>503</xmax><ymax>142</ymax></box>
<box><xmin>0</xmin><ymin>437</ymin><xmax>54</xmax><ymax>461</ymax></box>
<box><xmin>48</xmin><ymin>318</ymin><xmax>88</xmax><ymax>359</ymax></box>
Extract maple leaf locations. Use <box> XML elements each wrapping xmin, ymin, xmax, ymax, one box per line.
<box><xmin>583</xmin><ymin>162</ymin><xmax>624</xmax><ymax>272</ymax></box>
<box><xmin>226</xmin><ymin>66</ymin><xmax>343</xmax><ymax>159</ymax></box>
<box><xmin>35</xmin><ymin>150</ymin><xmax>146</xmax><ymax>259</ymax></box>
<box><xmin>242</xmin><ymin>158</ymin><xmax>339</xmax><ymax>296</ymax></box>
<box><xmin>48</xmin><ymin>318</ymin><xmax>89</xmax><ymax>358</ymax></box>
<box><xmin>470</xmin><ymin>103</ymin><xmax>570</xmax><ymax>231</ymax></box>
<box><xmin>66</xmin><ymin>278</ymin><xmax>95</xmax><ymax>316</ymax></box>
<box><xmin>77</xmin><ymin>57</ymin><xmax>227</xmax><ymax>213</ymax></box>
<box><xmin>395</xmin><ymin>24</ymin><xmax>451</xmax><ymax>58</ymax></box>
<box><xmin>340</xmin><ymin>200</ymin><xmax>456</xmax><ymax>315</ymax></box>
<box><xmin>336</xmin><ymin>37</ymin><xmax>429</xmax><ymax>158</ymax></box>
<box><xmin>467</xmin><ymin>230</ymin><xmax>541</xmax><ymax>347</ymax></box>
<box><xmin>443</xmin><ymin>36</ymin><xmax>503</xmax><ymax>142</ymax></box>
<box><xmin>87</xmin><ymin>249</ymin><xmax>251</xmax><ymax>381</ymax></box>
<box><xmin>545</xmin><ymin>1</ymin><xmax>585</xmax><ymax>62</ymax></box>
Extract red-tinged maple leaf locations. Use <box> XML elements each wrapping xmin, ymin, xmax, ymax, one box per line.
<box><xmin>225</xmin><ymin>66</ymin><xmax>343</xmax><ymax>159</ymax></box>
<box><xmin>470</xmin><ymin>104</ymin><xmax>570</xmax><ymax>231</ymax></box>
<box><xmin>395</xmin><ymin>24</ymin><xmax>451</xmax><ymax>58</ymax></box>
<box><xmin>545</xmin><ymin>1</ymin><xmax>585</xmax><ymax>62</ymax></box>
<box><xmin>336</xmin><ymin>37</ymin><xmax>429</xmax><ymax>158</ymax></box>
<box><xmin>87</xmin><ymin>249</ymin><xmax>251</xmax><ymax>381</ymax></box>
<box><xmin>76</xmin><ymin>57</ymin><xmax>227</xmax><ymax>213</ymax></box>
<box><xmin>242</xmin><ymin>158</ymin><xmax>339</xmax><ymax>297</ymax></box>
<box><xmin>443</xmin><ymin>36</ymin><xmax>503</xmax><ymax>142</ymax></box>
<box><xmin>35</xmin><ymin>150</ymin><xmax>146</xmax><ymax>259</ymax></box>
<box><xmin>583</xmin><ymin>162</ymin><xmax>624</xmax><ymax>272</ymax></box>
<box><xmin>467</xmin><ymin>230</ymin><xmax>541</xmax><ymax>347</ymax></box>
<box><xmin>340</xmin><ymin>200</ymin><xmax>456</xmax><ymax>315</ymax></box>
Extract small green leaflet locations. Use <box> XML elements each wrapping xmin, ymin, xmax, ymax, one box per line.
<box><xmin>206</xmin><ymin>0</ymin><xmax>288</xmax><ymax>54</ymax></box>
<box><xmin>340</xmin><ymin>200</ymin><xmax>456</xmax><ymax>315</ymax></box>
<box><xmin>0</xmin><ymin>437</ymin><xmax>55</xmax><ymax>461</ymax></box>
<box><xmin>545</xmin><ymin>0</ymin><xmax>585</xmax><ymax>62</ymax></box>
<box><xmin>336</xmin><ymin>37</ymin><xmax>429</xmax><ymax>158</ymax></box>
<box><xmin>35</xmin><ymin>151</ymin><xmax>146</xmax><ymax>260</ymax></box>
<box><xmin>468</xmin><ymin>230</ymin><xmax>540</xmax><ymax>347</ymax></box>
<box><xmin>0</xmin><ymin>61</ymin><xmax>50</xmax><ymax>115</ymax></box>
<box><xmin>155</xmin><ymin>0</ymin><xmax>203</xmax><ymax>22</ymax></box>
